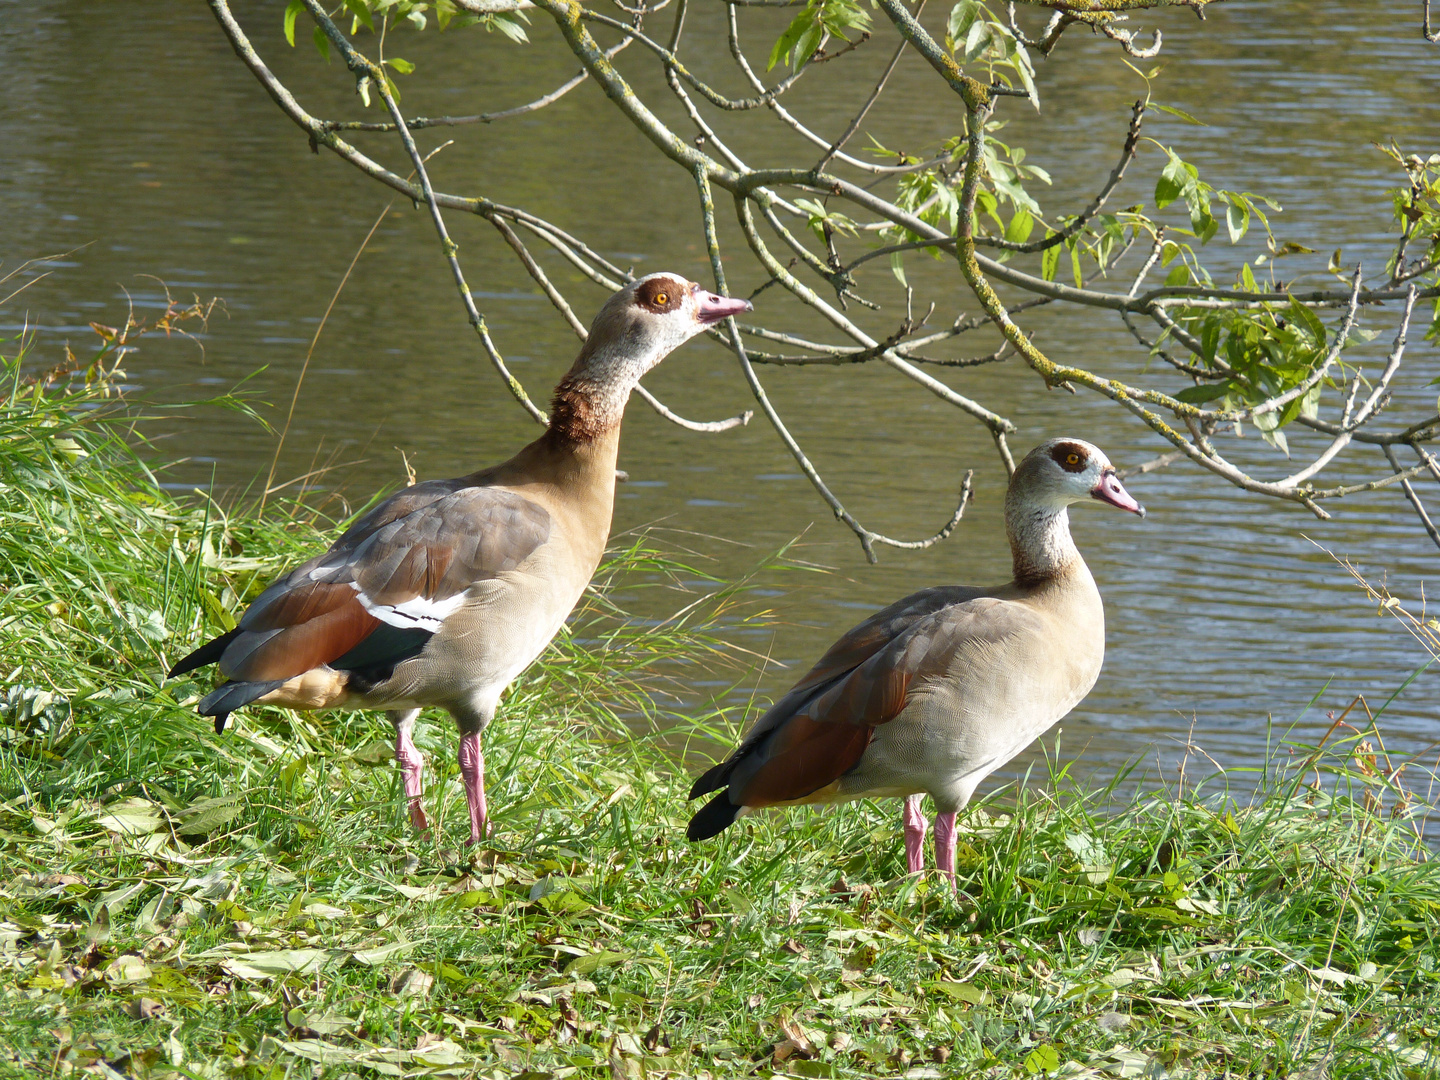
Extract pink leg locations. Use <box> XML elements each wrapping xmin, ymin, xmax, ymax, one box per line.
<box><xmin>458</xmin><ymin>731</ymin><xmax>490</xmax><ymax>846</ymax></box>
<box><xmin>934</xmin><ymin>811</ymin><xmax>958</xmax><ymax>882</ymax></box>
<box><xmin>903</xmin><ymin>794</ymin><xmax>928</xmax><ymax>874</ymax></box>
<box><xmin>391</xmin><ymin>710</ymin><xmax>429</xmax><ymax>834</ymax></box>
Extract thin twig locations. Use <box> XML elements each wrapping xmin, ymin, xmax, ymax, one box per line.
<box><xmin>815</xmin><ymin>7</ymin><xmax>916</xmax><ymax>171</ymax></box>
<box><xmin>322</xmin><ymin>40</ymin><xmax>632</xmax><ymax>130</ymax></box>
<box><xmin>1385</xmin><ymin>445</ymin><xmax>1440</xmax><ymax>550</ymax></box>
<box><xmin>313</xmin><ymin>0</ymin><xmax>549</xmax><ymax>423</ymax></box>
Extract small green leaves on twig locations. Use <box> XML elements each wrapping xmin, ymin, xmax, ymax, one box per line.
<box><xmin>767</xmin><ymin>0</ymin><xmax>871</xmax><ymax>71</ymax></box>
<box><xmin>947</xmin><ymin>1</ymin><xmax>1038</xmax><ymax>107</ymax></box>
<box><xmin>794</xmin><ymin>199</ymin><xmax>858</xmax><ymax>246</ymax></box>
<box><xmin>1153</xmin><ymin>146</ymin><xmax>1280</xmax><ymax>250</ymax></box>
<box><xmin>284</xmin><ymin>0</ymin><xmax>530</xmax><ymax>66</ymax></box>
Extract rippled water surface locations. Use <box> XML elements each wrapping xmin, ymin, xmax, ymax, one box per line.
<box><xmin>3</xmin><ymin>1</ymin><xmax>1439</xmax><ymax>793</ymax></box>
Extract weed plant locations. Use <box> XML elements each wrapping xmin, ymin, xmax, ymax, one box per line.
<box><xmin>0</xmin><ymin>326</ymin><xmax>1437</xmax><ymax>1079</ymax></box>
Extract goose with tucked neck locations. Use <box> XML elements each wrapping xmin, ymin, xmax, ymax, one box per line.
<box><xmin>168</xmin><ymin>273</ymin><xmax>751</xmax><ymax>846</ymax></box>
<box><xmin>687</xmin><ymin>437</ymin><xmax>1145</xmax><ymax>879</ymax></box>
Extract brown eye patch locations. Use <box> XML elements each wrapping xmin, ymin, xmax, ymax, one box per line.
<box><xmin>635</xmin><ymin>277</ymin><xmax>686</xmax><ymax>314</ymax></box>
<box><xmin>1049</xmin><ymin>441</ymin><xmax>1090</xmax><ymax>473</ymax></box>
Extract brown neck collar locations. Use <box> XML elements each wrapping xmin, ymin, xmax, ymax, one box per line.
<box><xmin>545</xmin><ymin>371</ymin><xmax>628</xmax><ymax>445</ymax></box>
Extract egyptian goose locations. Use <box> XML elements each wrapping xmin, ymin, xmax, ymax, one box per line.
<box><xmin>169</xmin><ymin>274</ymin><xmax>752</xmax><ymax>845</ymax></box>
<box><xmin>686</xmin><ymin>438</ymin><xmax>1144</xmax><ymax>877</ymax></box>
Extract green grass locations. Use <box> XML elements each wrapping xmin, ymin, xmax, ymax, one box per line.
<box><xmin>1</xmin><ymin>323</ymin><xmax>1439</xmax><ymax>1080</ymax></box>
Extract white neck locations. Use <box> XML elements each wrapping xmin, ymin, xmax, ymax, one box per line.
<box><xmin>1005</xmin><ymin>496</ymin><xmax>1082</xmax><ymax>585</ymax></box>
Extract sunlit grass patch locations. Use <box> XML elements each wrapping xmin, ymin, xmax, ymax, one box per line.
<box><xmin>0</xmin><ymin>325</ymin><xmax>1438</xmax><ymax>1079</ymax></box>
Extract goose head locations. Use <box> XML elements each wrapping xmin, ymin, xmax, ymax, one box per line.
<box><xmin>1004</xmin><ymin>438</ymin><xmax>1143</xmax><ymax>583</ymax></box>
<box><xmin>577</xmin><ymin>273</ymin><xmax>753</xmax><ymax>383</ymax></box>
<box><xmin>1009</xmin><ymin>438</ymin><xmax>1145</xmax><ymax>518</ymax></box>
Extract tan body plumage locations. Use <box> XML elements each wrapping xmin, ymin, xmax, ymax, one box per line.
<box><xmin>170</xmin><ymin>275</ymin><xmax>752</xmax><ymax>844</ymax></box>
<box><xmin>688</xmin><ymin>438</ymin><xmax>1144</xmax><ymax>877</ymax></box>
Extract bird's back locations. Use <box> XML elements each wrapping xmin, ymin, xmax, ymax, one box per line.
<box><xmin>842</xmin><ymin>563</ymin><xmax>1105</xmax><ymax>810</ymax></box>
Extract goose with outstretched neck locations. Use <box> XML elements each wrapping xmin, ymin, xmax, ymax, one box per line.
<box><xmin>686</xmin><ymin>438</ymin><xmax>1144</xmax><ymax>877</ymax></box>
<box><xmin>169</xmin><ymin>274</ymin><xmax>752</xmax><ymax>846</ymax></box>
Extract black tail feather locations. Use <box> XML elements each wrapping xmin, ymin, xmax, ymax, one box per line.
<box><xmin>687</xmin><ymin>791</ymin><xmax>742</xmax><ymax>842</ymax></box>
<box><xmin>168</xmin><ymin>628</ymin><xmax>242</xmax><ymax>679</ymax></box>
<box><xmin>689</xmin><ymin>759</ymin><xmax>734</xmax><ymax>801</ymax></box>
<box><xmin>197</xmin><ymin>679</ymin><xmax>285</xmax><ymax>720</ymax></box>
<box><xmin>214</xmin><ymin>712</ymin><xmax>230</xmax><ymax>735</ymax></box>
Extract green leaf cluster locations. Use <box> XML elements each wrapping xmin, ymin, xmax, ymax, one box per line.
<box><xmin>794</xmin><ymin>198</ymin><xmax>859</xmax><ymax>247</ymax></box>
<box><xmin>1376</xmin><ymin>143</ymin><xmax>1440</xmax><ymax>343</ymax></box>
<box><xmin>1154</xmin><ymin>148</ymin><xmax>1278</xmax><ymax>248</ymax></box>
<box><xmin>767</xmin><ymin>0</ymin><xmax>872</xmax><ymax>72</ymax></box>
<box><xmin>283</xmin><ymin>0</ymin><xmax>530</xmax><ymax>72</ymax></box>
<box><xmin>946</xmin><ymin>1</ymin><xmax>1037</xmax><ymax>106</ymax></box>
<box><xmin>1167</xmin><ymin>298</ymin><xmax>1345</xmax><ymax>454</ymax></box>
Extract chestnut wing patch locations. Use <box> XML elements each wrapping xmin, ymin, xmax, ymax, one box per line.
<box><xmin>690</xmin><ymin>588</ymin><xmax>975</xmax><ymax>803</ymax></box>
<box><xmin>700</xmin><ymin>593</ymin><xmax>1043</xmax><ymax>809</ymax></box>
<box><xmin>216</xmin><ymin>485</ymin><xmax>550</xmax><ymax>685</ymax></box>
<box><xmin>690</xmin><ymin>587</ymin><xmax>971</xmax><ymax>796</ymax></box>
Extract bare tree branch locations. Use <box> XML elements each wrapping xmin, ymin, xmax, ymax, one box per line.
<box><xmin>321</xmin><ymin>40</ymin><xmax>632</xmax><ymax>131</ymax></box>
<box><xmin>209</xmin><ymin>0</ymin><xmax>1440</xmax><ymax>559</ymax></box>
<box><xmin>301</xmin><ymin>0</ymin><xmax>548</xmax><ymax>422</ymax></box>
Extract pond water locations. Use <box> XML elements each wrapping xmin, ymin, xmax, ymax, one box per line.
<box><xmin>3</xmin><ymin>1</ymin><xmax>1439</xmax><ymax>800</ymax></box>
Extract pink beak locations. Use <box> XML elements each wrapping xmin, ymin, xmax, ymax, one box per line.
<box><xmin>1092</xmin><ymin>470</ymin><xmax>1145</xmax><ymax>517</ymax></box>
<box><xmin>695</xmin><ymin>289</ymin><xmax>753</xmax><ymax>326</ymax></box>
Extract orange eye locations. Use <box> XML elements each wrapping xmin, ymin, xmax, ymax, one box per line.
<box><xmin>1066</xmin><ymin>453</ymin><xmax>1080</xmax><ymax>465</ymax></box>
<box><xmin>653</xmin><ymin>292</ymin><xmax>669</xmax><ymax>306</ymax></box>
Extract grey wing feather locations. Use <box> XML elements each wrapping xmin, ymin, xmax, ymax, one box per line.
<box><xmin>692</xmin><ymin>586</ymin><xmax>994</xmax><ymax>798</ymax></box>
<box><xmin>238</xmin><ymin>482</ymin><xmax>550</xmax><ymax>636</ymax></box>
<box><xmin>738</xmin><ymin>586</ymin><xmax>988</xmax><ymax>749</ymax></box>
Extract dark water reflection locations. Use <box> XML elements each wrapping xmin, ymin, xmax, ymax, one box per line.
<box><xmin>2</xmin><ymin>1</ymin><xmax>1438</xmax><ymax>797</ymax></box>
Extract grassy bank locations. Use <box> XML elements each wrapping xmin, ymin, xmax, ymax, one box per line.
<box><xmin>1</xmin><ymin>324</ymin><xmax>1438</xmax><ymax>1080</ymax></box>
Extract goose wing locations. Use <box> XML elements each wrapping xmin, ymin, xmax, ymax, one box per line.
<box><xmin>692</xmin><ymin>588</ymin><xmax>1041</xmax><ymax>809</ymax></box>
<box><xmin>170</xmin><ymin>479</ymin><xmax>551</xmax><ymax>699</ymax></box>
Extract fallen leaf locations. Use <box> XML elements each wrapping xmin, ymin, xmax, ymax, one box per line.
<box><xmin>1098</xmin><ymin>1011</ymin><xmax>1130</xmax><ymax>1032</ymax></box>
<box><xmin>411</xmin><ymin>1037</ymin><xmax>470</xmax><ymax>1066</ymax></box>
<box><xmin>182</xmin><ymin>869</ymin><xmax>236</xmax><ymax>901</ymax></box>
<box><xmin>391</xmin><ymin>967</ymin><xmax>434</xmax><ymax>998</ymax></box>
<box><xmin>388</xmin><ymin>880</ymin><xmax>442</xmax><ymax>902</ymax></box>
<box><xmin>930</xmin><ymin>981</ymin><xmax>985</xmax><ymax>1005</ymax></box>
<box><xmin>220</xmin><ymin>949</ymin><xmax>331</xmax><ymax>981</ymax></box>
<box><xmin>565</xmin><ymin>949</ymin><xmax>631</xmax><ymax>975</ymax></box>
<box><xmin>1308</xmin><ymin>965</ymin><xmax>1363</xmax><ymax>986</ymax></box>
<box><xmin>172</xmin><ymin>796</ymin><xmax>242</xmax><ymax>837</ymax></box>
<box><xmin>124</xmin><ymin>997</ymin><xmax>165</xmax><ymax>1020</ymax></box>
<box><xmin>350</xmin><ymin>742</ymin><xmax>395</xmax><ymax>765</ymax></box>
<box><xmin>302</xmin><ymin>902</ymin><xmax>348</xmax><ymax>919</ymax></box>
<box><xmin>351</xmin><ymin>940</ymin><xmax>416</xmax><ymax>966</ymax></box>
<box><xmin>1175</xmin><ymin>897</ymin><xmax>1220</xmax><ymax>916</ymax></box>
<box><xmin>1102</xmin><ymin>967</ymin><xmax>1156</xmax><ymax>988</ymax></box>
<box><xmin>105</xmin><ymin>954</ymin><xmax>153</xmax><ymax>985</ymax></box>
<box><xmin>94</xmin><ymin>798</ymin><xmax>164</xmax><ymax>836</ymax></box>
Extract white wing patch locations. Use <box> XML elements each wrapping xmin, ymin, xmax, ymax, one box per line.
<box><xmin>351</xmin><ymin>584</ymin><xmax>467</xmax><ymax>632</ymax></box>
